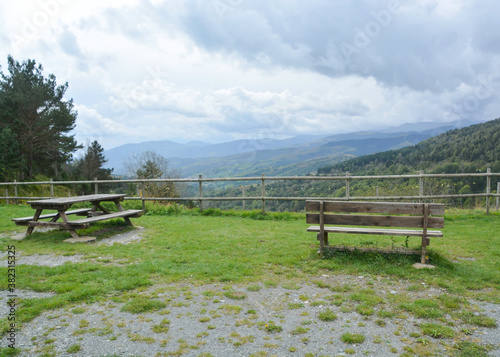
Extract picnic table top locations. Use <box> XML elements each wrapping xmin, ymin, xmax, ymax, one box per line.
<box><xmin>27</xmin><ymin>194</ymin><xmax>127</xmax><ymax>206</ymax></box>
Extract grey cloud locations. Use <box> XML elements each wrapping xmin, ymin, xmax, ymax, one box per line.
<box><xmin>155</xmin><ymin>0</ymin><xmax>500</xmax><ymax>94</ymax></box>
<box><xmin>60</xmin><ymin>29</ymin><xmax>84</xmax><ymax>57</ymax></box>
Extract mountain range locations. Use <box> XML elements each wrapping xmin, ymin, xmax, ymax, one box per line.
<box><xmin>104</xmin><ymin>119</ymin><xmax>481</xmax><ymax>177</ymax></box>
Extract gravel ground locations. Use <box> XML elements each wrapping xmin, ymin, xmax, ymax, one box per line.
<box><xmin>1</xmin><ymin>230</ymin><xmax>499</xmax><ymax>357</ymax></box>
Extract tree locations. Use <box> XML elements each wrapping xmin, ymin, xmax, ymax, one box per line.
<box><xmin>79</xmin><ymin>140</ymin><xmax>113</xmax><ymax>181</ymax></box>
<box><xmin>0</xmin><ymin>127</ymin><xmax>21</xmax><ymax>181</ymax></box>
<box><xmin>0</xmin><ymin>55</ymin><xmax>80</xmax><ymax>179</ymax></box>
<box><xmin>124</xmin><ymin>151</ymin><xmax>179</xmax><ymax>198</ymax></box>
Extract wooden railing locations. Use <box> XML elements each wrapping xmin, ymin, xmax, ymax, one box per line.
<box><xmin>1</xmin><ymin>170</ymin><xmax>500</xmax><ymax>213</ymax></box>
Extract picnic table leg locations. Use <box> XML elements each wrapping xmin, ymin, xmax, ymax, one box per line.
<box><xmin>26</xmin><ymin>209</ymin><xmax>43</xmax><ymax>236</ymax></box>
<box><xmin>59</xmin><ymin>210</ymin><xmax>81</xmax><ymax>239</ymax></box>
<box><xmin>92</xmin><ymin>201</ymin><xmax>111</xmax><ymax>214</ymax></box>
<box><xmin>115</xmin><ymin>200</ymin><xmax>124</xmax><ymax>212</ymax></box>
<box><xmin>114</xmin><ymin>200</ymin><xmax>133</xmax><ymax>226</ymax></box>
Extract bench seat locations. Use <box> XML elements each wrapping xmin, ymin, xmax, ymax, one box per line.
<box><xmin>67</xmin><ymin>209</ymin><xmax>144</xmax><ymax>226</ymax></box>
<box><xmin>12</xmin><ymin>208</ymin><xmax>93</xmax><ymax>225</ymax></box>
<box><xmin>307</xmin><ymin>226</ymin><xmax>443</xmax><ymax>237</ymax></box>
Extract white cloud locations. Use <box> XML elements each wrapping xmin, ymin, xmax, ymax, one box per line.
<box><xmin>1</xmin><ymin>0</ymin><xmax>499</xmax><ymax>150</ymax></box>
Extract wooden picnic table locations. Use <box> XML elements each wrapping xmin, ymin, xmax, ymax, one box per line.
<box><xmin>12</xmin><ymin>194</ymin><xmax>143</xmax><ymax>241</ymax></box>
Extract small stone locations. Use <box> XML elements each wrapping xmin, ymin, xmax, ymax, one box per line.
<box><xmin>412</xmin><ymin>263</ymin><xmax>436</xmax><ymax>269</ymax></box>
<box><xmin>63</xmin><ymin>236</ymin><xmax>96</xmax><ymax>243</ymax></box>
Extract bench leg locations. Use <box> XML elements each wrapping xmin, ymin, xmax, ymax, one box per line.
<box><xmin>421</xmin><ymin>237</ymin><xmax>430</xmax><ymax>264</ymax></box>
<box><xmin>26</xmin><ymin>209</ymin><xmax>43</xmax><ymax>236</ymax></box>
<box><xmin>69</xmin><ymin>229</ymin><xmax>80</xmax><ymax>239</ymax></box>
<box><xmin>317</xmin><ymin>232</ymin><xmax>328</xmax><ymax>255</ymax></box>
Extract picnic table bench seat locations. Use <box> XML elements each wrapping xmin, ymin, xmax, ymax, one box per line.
<box><xmin>12</xmin><ymin>208</ymin><xmax>93</xmax><ymax>225</ymax></box>
<box><xmin>66</xmin><ymin>209</ymin><xmax>144</xmax><ymax>227</ymax></box>
<box><xmin>306</xmin><ymin>200</ymin><xmax>445</xmax><ymax>264</ymax></box>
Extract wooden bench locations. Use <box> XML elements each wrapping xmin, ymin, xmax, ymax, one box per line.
<box><xmin>12</xmin><ymin>208</ymin><xmax>93</xmax><ymax>226</ymax></box>
<box><xmin>66</xmin><ymin>209</ymin><xmax>144</xmax><ymax>229</ymax></box>
<box><xmin>306</xmin><ymin>201</ymin><xmax>444</xmax><ymax>264</ymax></box>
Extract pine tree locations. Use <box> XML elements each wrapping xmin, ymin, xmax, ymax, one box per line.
<box><xmin>0</xmin><ymin>55</ymin><xmax>80</xmax><ymax>179</ymax></box>
<box><xmin>80</xmin><ymin>140</ymin><xmax>112</xmax><ymax>180</ymax></box>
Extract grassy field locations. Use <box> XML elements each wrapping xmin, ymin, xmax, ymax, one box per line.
<box><xmin>0</xmin><ymin>203</ymin><xmax>499</xmax><ymax>348</ymax></box>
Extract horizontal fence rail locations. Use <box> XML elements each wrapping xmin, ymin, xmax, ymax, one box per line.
<box><xmin>1</xmin><ymin>170</ymin><xmax>500</xmax><ymax>213</ymax></box>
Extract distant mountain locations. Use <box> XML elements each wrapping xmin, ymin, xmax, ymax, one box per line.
<box><xmin>104</xmin><ymin>119</ymin><xmax>482</xmax><ymax>177</ymax></box>
<box><xmin>318</xmin><ymin>118</ymin><xmax>500</xmax><ymax>175</ymax></box>
<box><xmin>104</xmin><ymin>134</ymin><xmax>329</xmax><ymax>175</ymax></box>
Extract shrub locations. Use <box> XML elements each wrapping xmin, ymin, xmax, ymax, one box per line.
<box><xmin>318</xmin><ymin>308</ymin><xmax>337</xmax><ymax>321</ymax></box>
<box><xmin>120</xmin><ymin>298</ymin><xmax>167</xmax><ymax>314</ymax></box>
<box><xmin>341</xmin><ymin>333</ymin><xmax>365</xmax><ymax>344</ymax></box>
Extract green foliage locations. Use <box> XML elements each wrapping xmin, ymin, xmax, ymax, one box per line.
<box><xmin>0</xmin><ymin>347</ymin><xmax>21</xmax><ymax>356</ymax></box>
<box><xmin>0</xmin><ymin>128</ymin><xmax>21</xmax><ymax>181</ymax></box>
<box><xmin>453</xmin><ymin>341</ymin><xmax>492</xmax><ymax>357</ymax></box>
<box><xmin>0</xmin><ymin>55</ymin><xmax>80</xmax><ymax>180</ymax></box>
<box><xmin>317</xmin><ymin>308</ymin><xmax>337</xmax><ymax>321</ymax></box>
<box><xmin>419</xmin><ymin>323</ymin><xmax>455</xmax><ymax>338</ymax></box>
<box><xmin>400</xmin><ymin>299</ymin><xmax>444</xmax><ymax>319</ymax></box>
<box><xmin>198</xmin><ymin>119</ymin><xmax>499</xmax><ymax>212</ymax></box>
<box><xmin>120</xmin><ymin>298</ymin><xmax>167</xmax><ymax>314</ymax></box>
<box><xmin>124</xmin><ymin>151</ymin><xmax>179</xmax><ymax>198</ymax></box>
<box><xmin>264</xmin><ymin>323</ymin><xmax>282</xmax><ymax>333</ymax></box>
<box><xmin>66</xmin><ymin>140</ymin><xmax>114</xmax><ymax>194</ymax></box>
<box><xmin>314</xmin><ymin>118</ymin><xmax>500</xmax><ymax>209</ymax></box>
<box><xmin>145</xmin><ymin>203</ymin><xmax>303</xmax><ymax>221</ymax></box>
<box><xmin>341</xmin><ymin>332</ymin><xmax>366</xmax><ymax>344</ymax></box>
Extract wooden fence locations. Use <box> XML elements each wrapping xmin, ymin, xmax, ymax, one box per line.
<box><xmin>1</xmin><ymin>170</ymin><xmax>500</xmax><ymax>214</ymax></box>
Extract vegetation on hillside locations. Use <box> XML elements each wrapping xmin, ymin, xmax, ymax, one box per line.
<box><xmin>0</xmin><ymin>56</ymin><xmax>113</xmax><ymax>189</ymax></box>
<box><xmin>318</xmin><ymin>118</ymin><xmax>500</xmax><ymax>176</ymax></box>
<box><xmin>0</xmin><ymin>56</ymin><xmax>80</xmax><ymax>181</ymax></box>
<box><xmin>204</xmin><ymin>119</ymin><xmax>500</xmax><ymax>211</ymax></box>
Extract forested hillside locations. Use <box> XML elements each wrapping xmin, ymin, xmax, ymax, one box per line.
<box><xmin>206</xmin><ymin>118</ymin><xmax>500</xmax><ymax>211</ymax></box>
<box><xmin>318</xmin><ymin>118</ymin><xmax>500</xmax><ymax>175</ymax></box>
<box><xmin>0</xmin><ymin>56</ymin><xmax>113</xmax><ymax>190</ymax></box>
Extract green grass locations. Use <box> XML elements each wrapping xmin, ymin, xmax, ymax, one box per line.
<box><xmin>120</xmin><ymin>298</ymin><xmax>167</xmax><ymax>314</ymax></box>
<box><xmin>341</xmin><ymin>332</ymin><xmax>366</xmax><ymax>344</ymax></box>
<box><xmin>317</xmin><ymin>308</ymin><xmax>337</xmax><ymax>321</ymax></box>
<box><xmin>0</xmin><ymin>204</ymin><xmax>499</xmax><ymax>335</ymax></box>
<box><xmin>420</xmin><ymin>323</ymin><xmax>455</xmax><ymax>338</ymax></box>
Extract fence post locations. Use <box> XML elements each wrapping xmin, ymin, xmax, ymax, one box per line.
<box><xmin>496</xmin><ymin>181</ymin><xmax>499</xmax><ymax>212</ymax></box>
<box><xmin>261</xmin><ymin>174</ymin><xmax>266</xmax><ymax>214</ymax></box>
<box><xmin>136</xmin><ymin>183</ymin><xmax>144</xmax><ymax>211</ymax></box>
<box><xmin>14</xmin><ymin>180</ymin><xmax>18</xmax><ymax>204</ymax></box>
<box><xmin>419</xmin><ymin>170</ymin><xmax>424</xmax><ymax>202</ymax></box>
<box><xmin>345</xmin><ymin>172</ymin><xmax>350</xmax><ymax>201</ymax></box>
<box><xmin>198</xmin><ymin>175</ymin><xmax>203</xmax><ymax>211</ymax></box>
<box><xmin>5</xmin><ymin>189</ymin><xmax>9</xmax><ymax>205</ymax></box>
<box><xmin>94</xmin><ymin>177</ymin><xmax>98</xmax><ymax>194</ymax></box>
<box><xmin>50</xmin><ymin>178</ymin><xmax>54</xmax><ymax>198</ymax></box>
<box><xmin>242</xmin><ymin>185</ymin><xmax>246</xmax><ymax>210</ymax></box>
<box><xmin>486</xmin><ymin>168</ymin><xmax>491</xmax><ymax>214</ymax></box>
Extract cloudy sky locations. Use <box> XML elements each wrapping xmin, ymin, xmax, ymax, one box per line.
<box><xmin>1</xmin><ymin>0</ymin><xmax>499</xmax><ymax>149</ymax></box>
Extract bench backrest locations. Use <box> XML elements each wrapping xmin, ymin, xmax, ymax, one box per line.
<box><xmin>306</xmin><ymin>201</ymin><xmax>444</xmax><ymax>229</ymax></box>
